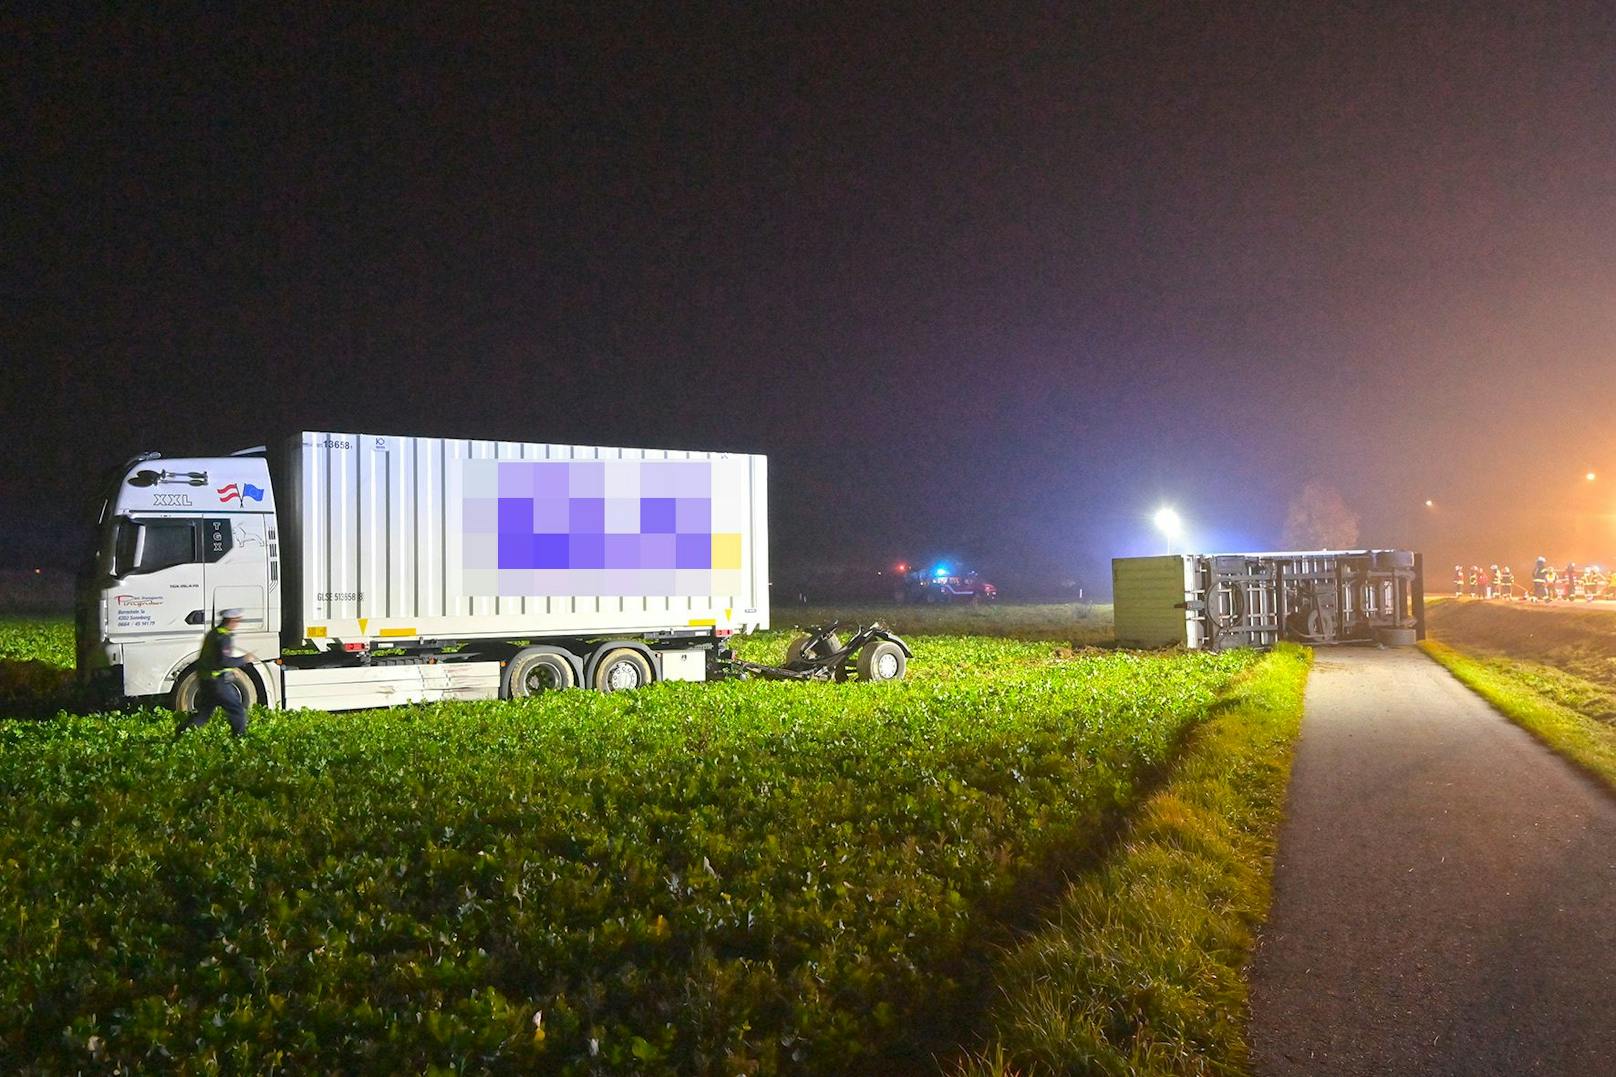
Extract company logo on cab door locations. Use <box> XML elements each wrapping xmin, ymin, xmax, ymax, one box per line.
<box><xmin>216</xmin><ymin>483</ymin><xmax>265</xmax><ymax>503</ymax></box>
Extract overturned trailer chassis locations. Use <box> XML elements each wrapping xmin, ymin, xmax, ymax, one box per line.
<box><xmin>1194</xmin><ymin>550</ymin><xmax>1424</xmax><ymax>650</ymax></box>
<box><xmin>719</xmin><ymin>622</ymin><xmax>913</xmax><ymax>682</ymax></box>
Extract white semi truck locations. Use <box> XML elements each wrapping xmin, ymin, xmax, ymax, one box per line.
<box><xmin>74</xmin><ymin>431</ymin><xmax>792</xmax><ymax>712</ymax></box>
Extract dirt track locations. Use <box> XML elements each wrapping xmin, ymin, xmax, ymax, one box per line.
<box><xmin>1249</xmin><ymin>647</ymin><xmax>1616</xmax><ymax>1075</ymax></box>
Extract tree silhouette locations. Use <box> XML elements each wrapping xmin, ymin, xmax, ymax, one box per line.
<box><xmin>1283</xmin><ymin>482</ymin><xmax>1360</xmax><ymax>549</ymax></box>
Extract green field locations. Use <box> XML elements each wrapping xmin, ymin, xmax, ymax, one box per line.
<box><xmin>768</xmin><ymin>602</ymin><xmax>1115</xmax><ymax>644</ymax></box>
<box><xmin>0</xmin><ymin>612</ymin><xmax>1276</xmax><ymax>1073</ymax></box>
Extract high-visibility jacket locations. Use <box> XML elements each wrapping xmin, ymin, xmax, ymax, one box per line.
<box><xmin>198</xmin><ymin>626</ymin><xmax>245</xmax><ymax>678</ymax></box>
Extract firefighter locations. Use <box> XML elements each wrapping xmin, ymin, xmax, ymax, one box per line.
<box><xmin>1453</xmin><ymin>564</ymin><xmax>1464</xmax><ymax>598</ymax></box>
<box><xmin>1480</xmin><ymin>564</ymin><xmax>1494</xmax><ymax>599</ymax></box>
<box><xmin>173</xmin><ymin>609</ymin><xmax>256</xmax><ymax>738</ymax></box>
<box><xmin>1565</xmin><ymin>562</ymin><xmax>1579</xmax><ymax>602</ymax></box>
<box><xmin>1468</xmin><ymin>565</ymin><xmax>1480</xmax><ymax>597</ymax></box>
<box><xmin>1532</xmin><ymin>557</ymin><xmax>1550</xmax><ymax>602</ymax></box>
<box><xmin>1580</xmin><ymin>564</ymin><xmax>1601</xmax><ymax>602</ymax></box>
<box><xmin>1499</xmin><ymin>564</ymin><xmax>1515</xmax><ymax>600</ymax></box>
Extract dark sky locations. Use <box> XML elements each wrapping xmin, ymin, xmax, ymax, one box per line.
<box><xmin>6</xmin><ymin>2</ymin><xmax>1615</xmax><ymax>590</ymax></box>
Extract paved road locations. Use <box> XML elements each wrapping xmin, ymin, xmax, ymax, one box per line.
<box><xmin>1249</xmin><ymin>647</ymin><xmax>1616</xmax><ymax>1075</ymax></box>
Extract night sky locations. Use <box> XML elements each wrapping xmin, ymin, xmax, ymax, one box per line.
<box><xmin>6</xmin><ymin>3</ymin><xmax>1614</xmax><ymax>592</ymax></box>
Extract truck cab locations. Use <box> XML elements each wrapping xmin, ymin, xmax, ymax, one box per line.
<box><xmin>76</xmin><ymin>451</ymin><xmax>281</xmax><ymax>707</ymax></box>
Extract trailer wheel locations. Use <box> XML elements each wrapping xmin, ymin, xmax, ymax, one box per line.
<box><xmin>786</xmin><ymin>633</ymin><xmax>842</xmax><ymax>665</ymax></box>
<box><xmin>171</xmin><ymin>666</ymin><xmax>259</xmax><ymax>713</ymax></box>
<box><xmin>507</xmin><ymin>649</ymin><xmax>576</xmax><ymax>697</ymax></box>
<box><xmin>856</xmin><ymin>640</ymin><xmax>907</xmax><ymax>682</ymax></box>
<box><xmin>593</xmin><ymin>648</ymin><xmax>653</xmax><ymax>692</ymax></box>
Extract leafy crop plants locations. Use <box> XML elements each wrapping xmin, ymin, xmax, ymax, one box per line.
<box><xmin>0</xmin><ymin>617</ymin><xmax>1255</xmax><ymax>1073</ymax></box>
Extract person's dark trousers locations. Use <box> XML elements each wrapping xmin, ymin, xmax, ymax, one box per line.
<box><xmin>176</xmin><ymin>678</ymin><xmax>248</xmax><ymax>737</ymax></box>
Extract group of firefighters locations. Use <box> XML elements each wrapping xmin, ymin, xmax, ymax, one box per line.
<box><xmin>1452</xmin><ymin>558</ymin><xmax>1611</xmax><ymax>602</ymax></box>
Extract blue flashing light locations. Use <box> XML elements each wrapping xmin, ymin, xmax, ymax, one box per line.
<box><xmin>933</xmin><ymin>564</ymin><xmax>950</xmax><ymax>578</ymax></box>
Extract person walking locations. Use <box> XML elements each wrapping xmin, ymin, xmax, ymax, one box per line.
<box><xmin>1532</xmin><ymin>557</ymin><xmax>1550</xmax><ymax>602</ymax></box>
<box><xmin>174</xmin><ymin>608</ymin><xmax>256</xmax><ymax>738</ymax></box>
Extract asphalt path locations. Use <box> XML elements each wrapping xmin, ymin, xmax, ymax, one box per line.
<box><xmin>1249</xmin><ymin>647</ymin><xmax>1616</xmax><ymax>1075</ymax></box>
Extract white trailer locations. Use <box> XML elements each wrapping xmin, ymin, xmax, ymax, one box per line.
<box><xmin>75</xmin><ymin>431</ymin><xmax>777</xmax><ymax>712</ymax></box>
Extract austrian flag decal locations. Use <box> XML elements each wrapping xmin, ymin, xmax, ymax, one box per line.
<box><xmin>216</xmin><ymin>483</ymin><xmax>265</xmax><ymax>504</ymax></box>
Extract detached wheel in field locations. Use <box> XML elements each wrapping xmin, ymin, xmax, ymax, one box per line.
<box><xmin>507</xmin><ymin>649</ymin><xmax>576</xmax><ymax>697</ymax></box>
<box><xmin>171</xmin><ymin>666</ymin><xmax>259</xmax><ymax>713</ymax></box>
<box><xmin>855</xmin><ymin>640</ymin><xmax>907</xmax><ymax>682</ymax></box>
<box><xmin>786</xmin><ymin>633</ymin><xmax>842</xmax><ymax>665</ymax></box>
<box><xmin>593</xmin><ymin>647</ymin><xmax>654</xmax><ymax>692</ymax></box>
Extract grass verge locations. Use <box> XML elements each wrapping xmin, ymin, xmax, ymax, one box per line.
<box><xmin>1419</xmin><ymin>639</ymin><xmax>1616</xmax><ymax>795</ymax></box>
<box><xmin>955</xmin><ymin>643</ymin><xmax>1313</xmax><ymax>1076</ymax></box>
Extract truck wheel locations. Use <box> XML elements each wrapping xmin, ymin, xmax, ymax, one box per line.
<box><xmin>856</xmin><ymin>640</ymin><xmax>907</xmax><ymax>682</ymax></box>
<box><xmin>171</xmin><ymin>667</ymin><xmax>259</xmax><ymax>713</ymax></box>
<box><xmin>786</xmin><ymin>633</ymin><xmax>842</xmax><ymax>665</ymax></box>
<box><xmin>507</xmin><ymin>649</ymin><xmax>576</xmax><ymax>697</ymax></box>
<box><xmin>593</xmin><ymin>648</ymin><xmax>653</xmax><ymax>692</ymax></box>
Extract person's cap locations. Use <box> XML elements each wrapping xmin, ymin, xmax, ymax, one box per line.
<box><xmin>219</xmin><ymin>608</ymin><xmax>244</xmax><ymax>621</ymax></box>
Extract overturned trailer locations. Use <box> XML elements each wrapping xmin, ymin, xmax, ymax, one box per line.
<box><xmin>1113</xmin><ymin>550</ymin><xmax>1425</xmax><ymax>650</ymax></box>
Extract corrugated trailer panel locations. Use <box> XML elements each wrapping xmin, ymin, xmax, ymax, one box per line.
<box><xmin>1112</xmin><ymin>555</ymin><xmax>1199</xmax><ymax>648</ymax></box>
<box><xmin>284</xmin><ymin>432</ymin><xmax>769</xmax><ymax>644</ymax></box>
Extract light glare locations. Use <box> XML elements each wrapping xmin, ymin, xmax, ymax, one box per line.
<box><xmin>1153</xmin><ymin>507</ymin><xmax>1183</xmax><ymax>541</ymax></box>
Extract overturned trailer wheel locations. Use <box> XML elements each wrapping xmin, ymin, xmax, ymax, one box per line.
<box><xmin>786</xmin><ymin>632</ymin><xmax>842</xmax><ymax>666</ymax></box>
<box><xmin>855</xmin><ymin>640</ymin><xmax>907</xmax><ymax>682</ymax></box>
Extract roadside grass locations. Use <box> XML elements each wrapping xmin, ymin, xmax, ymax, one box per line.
<box><xmin>1421</xmin><ymin>598</ymin><xmax>1616</xmax><ymax>697</ymax></box>
<box><xmin>1420</xmin><ymin>640</ymin><xmax>1616</xmax><ymax>795</ymax></box>
<box><xmin>955</xmin><ymin>643</ymin><xmax>1313</xmax><ymax>1077</ymax></box>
